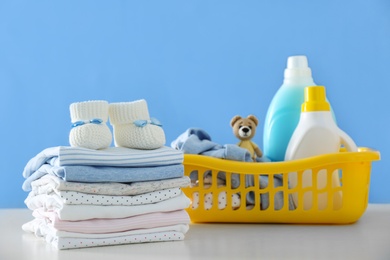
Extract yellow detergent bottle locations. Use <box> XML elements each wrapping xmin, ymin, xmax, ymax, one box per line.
<box><xmin>285</xmin><ymin>86</ymin><xmax>358</xmax><ymax>210</ymax></box>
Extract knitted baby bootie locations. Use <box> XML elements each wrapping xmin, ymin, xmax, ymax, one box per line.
<box><xmin>69</xmin><ymin>100</ymin><xmax>112</xmax><ymax>150</ymax></box>
<box><xmin>109</xmin><ymin>99</ymin><xmax>166</xmax><ymax>149</ymax></box>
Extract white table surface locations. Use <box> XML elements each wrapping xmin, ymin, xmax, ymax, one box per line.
<box><xmin>2</xmin><ymin>204</ymin><xmax>390</xmax><ymax>260</ymax></box>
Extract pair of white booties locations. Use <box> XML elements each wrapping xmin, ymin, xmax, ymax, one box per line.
<box><xmin>69</xmin><ymin>100</ymin><xmax>165</xmax><ymax>150</ymax></box>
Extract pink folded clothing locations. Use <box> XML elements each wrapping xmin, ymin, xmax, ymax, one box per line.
<box><xmin>34</xmin><ymin>210</ymin><xmax>190</xmax><ymax>234</ymax></box>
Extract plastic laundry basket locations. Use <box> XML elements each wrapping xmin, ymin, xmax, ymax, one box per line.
<box><xmin>181</xmin><ymin>147</ymin><xmax>380</xmax><ymax>224</ymax></box>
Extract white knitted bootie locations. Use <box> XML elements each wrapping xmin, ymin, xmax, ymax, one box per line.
<box><xmin>69</xmin><ymin>100</ymin><xmax>112</xmax><ymax>150</ymax></box>
<box><xmin>109</xmin><ymin>99</ymin><xmax>166</xmax><ymax>149</ymax></box>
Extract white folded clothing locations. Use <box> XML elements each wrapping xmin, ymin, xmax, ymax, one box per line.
<box><xmin>33</xmin><ymin>192</ymin><xmax>191</xmax><ymax>221</ymax></box>
<box><xmin>29</xmin><ymin>174</ymin><xmax>190</xmax><ymax>196</ymax></box>
<box><xmin>25</xmin><ymin>187</ymin><xmax>182</xmax><ymax>209</ymax></box>
<box><xmin>57</xmin><ymin>231</ymin><xmax>185</xmax><ymax>249</ymax></box>
<box><xmin>23</xmin><ymin>221</ymin><xmax>188</xmax><ymax>250</ymax></box>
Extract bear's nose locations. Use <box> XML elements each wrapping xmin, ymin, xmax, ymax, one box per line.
<box><xmin>242</xmin><ymin>127</ymin><xmax>249</xmax><ymax>133</ymax></box>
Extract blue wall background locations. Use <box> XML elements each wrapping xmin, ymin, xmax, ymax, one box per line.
<box><xmin>1</xmin><ymin>1</ymin><xmax>389</xmax><ymax>208</ymax></box>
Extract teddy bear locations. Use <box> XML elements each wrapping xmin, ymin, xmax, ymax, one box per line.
<box><xmin>230</xmin><ymin>115</ymin><xmax>263</xmax><ymax>161</ymax></box>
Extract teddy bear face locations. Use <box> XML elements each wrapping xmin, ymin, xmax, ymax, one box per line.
<box><xmin>230</xmin><ymin>115</ymin><xmax>258</xmax><ymax>141</ymax></box>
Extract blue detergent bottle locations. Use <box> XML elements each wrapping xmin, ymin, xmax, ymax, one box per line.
<box><xmin>263</xmin><ymin>55</ymin><xmax>321</xmax><ymax>161</ymax></box>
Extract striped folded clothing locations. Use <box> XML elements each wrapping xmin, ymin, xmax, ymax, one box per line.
<box><xmin>22</xmin><ymin>164</ymin><xmax>184</xmax><ymax>191</ymax></box>
<box><xmin>23</xmin><ymin>145</ymin><xmax>184</xmax><ymax>179</ymax></box>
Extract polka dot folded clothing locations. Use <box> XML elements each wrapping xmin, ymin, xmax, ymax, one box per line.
<box><xmin>21</xmin><ymin>146</ymin><xmax>191</xmax><ymax>250</ymax></box>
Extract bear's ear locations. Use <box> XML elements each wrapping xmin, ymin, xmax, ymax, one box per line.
<box><xmin>247</xmin><ymin>115</ymin><xmax>258</xmax><ymax>126</ymax></box>
<box><xmin>230</xmin><ymin>115</ymin><xmax>242</xmax><ymax>127</ymax></box>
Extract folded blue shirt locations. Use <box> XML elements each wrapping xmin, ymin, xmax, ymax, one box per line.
<box><xmin>22</xmin><ymin>164</ymin><xmax>184</xmax><ymax>191</ymax></box>
<box><xmin>23</xmin><ymin>146</ymin><xmax>184</xmax><ymax>179</ymax></box>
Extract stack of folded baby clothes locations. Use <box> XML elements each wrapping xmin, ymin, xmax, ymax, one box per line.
<box><xmin>21</xmin><ymin>100</ymin><xmax>191</xmax><ymax>250</ymax></box>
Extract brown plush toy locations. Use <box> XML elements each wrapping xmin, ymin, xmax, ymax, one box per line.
<box><xmin>230</xmin><ymin>115</ymin><xmax>263</xmax><ymax>161</ymax></box>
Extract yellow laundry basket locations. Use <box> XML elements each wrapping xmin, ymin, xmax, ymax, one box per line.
<box><xmin>182</xmin><ymin>147</ymin><xmax>380</xmax><ymax>224</ymax></box>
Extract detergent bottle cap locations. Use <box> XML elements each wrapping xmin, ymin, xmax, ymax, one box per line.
<box><xmin>284</xmin><ymin>55</ymin><xmax>313</xmax><ymax>80</ymax></box>
<box><xmin>302</xmin><ymin>86</ymin><xmax>331</xmax><ymax>112</ymax></box>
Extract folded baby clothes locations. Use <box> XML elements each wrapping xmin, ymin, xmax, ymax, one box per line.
<box><xmin>23</xmin><ymin>163</ymin><xmax>184</xmax><ymax>191</ymax></box>
<box><xmin>24</xmin><ymin>222</ymin><xmax>189</xmax><ymax>239</ymax></box>
<box><xmin>28</xmin><ymin>174</ymin><xmax>190</xmax><ymax>197</ymax></box>
<box><xmin>22</xmin><ymin>213</ymin><xmax>189</xmax><ymax>250</ymax></box>
<box><xmin>31</xmin><ymin>192</ymin><xmax>190</xmax><ymax>221</ymax></box>
<box><xmin>26</xmin><ymin>210</ymin><xmax>190</xmax><ymax>234</ymax></box>
<box><xmin>22</xmin><ymin>138</ymin><xmax>190</xmax><ymax>250</ymax></box>
<box><xmin>23</xmin><ymin>145</ymin><xmax>183</xmax><ymax>179</ymax></box>
<box><xmin>25</xmin><ymin>187</ymin><xmax>183</xmax><ymax>210</ymax></box>
<box><xmin>54</xmin><ymin>230</ymin><xmax>186</xmax><ymax>250</ymax></box>
<box><xmin>23</xmin><ymin>220</ymin><xmax>189</xmax><ymax>250</ymax></box>
<box><xmin>23</xmin><ymin>187</ymin><xmax>190</xmax><ymax>249</ymax></box>
<box><xmin>171</xmin><ymin>128</ymin><xmax>252</xmax><ymax>161</ymax></box>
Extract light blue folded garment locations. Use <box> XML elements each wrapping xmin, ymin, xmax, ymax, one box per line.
<box><xmin>171</xmin><ymin>128</ymin><xmax>252</xmax><ymax>162</ymax></box>
<box><xmin>22</xmin><ymin>164</ymin><xmax>184</xmax><ymax>192</ymax></box>
<box><xmin>23</xmin><ymin>146</ymin><xmax>184</xmax><ymax>179</ymax></box>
